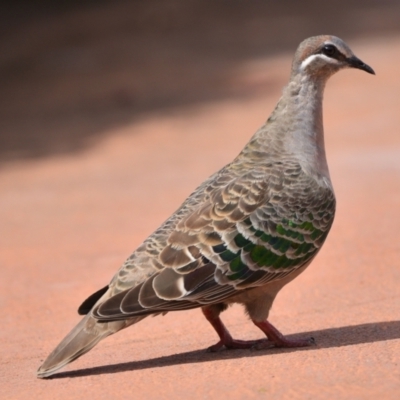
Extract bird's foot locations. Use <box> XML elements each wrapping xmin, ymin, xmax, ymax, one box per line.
<box><xmin>201</xmin><ymin>307</ymin><xmax>315</xmax><ymax>353</ymax></box>
<box><xmin>252</xmin><ymin>319</ymin><xmax>316</xmax><ymax>349</ymax></box>
<box><xmin>252</xmin><ymin>336</ymin><xmax>315</xmax><ymax>350</ymax></box>
<box><xmin>207</xmin><ymin>338</ymin><xmax>267</xmax><ymax>352</ymax></box>
<box><xmin>202</xmin><ymin>306</ymin><xmax>265</xmax><ymax>352</ymax></box>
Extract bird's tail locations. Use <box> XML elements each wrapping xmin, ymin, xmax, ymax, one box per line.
<box><xmin>37</xmin><ymin>314</ymin><xmax>130</xmax><ymax>378</ymax></box>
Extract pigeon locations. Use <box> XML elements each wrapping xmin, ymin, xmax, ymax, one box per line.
<box><xmin>37</xmin><ymin>35</ymin><xmax>374</xmax><ymax>378</ymax></box>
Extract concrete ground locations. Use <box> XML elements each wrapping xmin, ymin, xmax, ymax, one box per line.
<box><xmin>1</xmin><ymin>1</ymin><xmax>400</xmax><ymax>399</ymax></box>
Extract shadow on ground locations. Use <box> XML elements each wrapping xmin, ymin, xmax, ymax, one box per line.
<box><xmin>46</xmin><ymin>320</ymin><xmax>400</xmax><ymax>379</ymax></box>
<box><xmin>1</xmin><ymin>0</ymin><xmax>400</xmax><ymax>163</ymax></box>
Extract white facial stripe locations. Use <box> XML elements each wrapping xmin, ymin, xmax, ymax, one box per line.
<box><xmin>300</xmin><ymin>53</ymin><xmax>339</xmax><ymax>70</ymax></box>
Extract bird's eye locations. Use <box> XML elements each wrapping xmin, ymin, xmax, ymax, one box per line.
<box><xmin>322</xmin><ymin>44</ymin><xmax>337</xmax><ymax>57</ymax></box>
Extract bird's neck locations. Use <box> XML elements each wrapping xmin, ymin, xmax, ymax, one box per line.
<box><xmin>267</xmin><ymin>73</ymin><xmax>332</xmax><ymax>186</ymax></box>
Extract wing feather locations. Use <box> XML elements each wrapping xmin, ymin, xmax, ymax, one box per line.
<box><xmin>89</xmin><ymin>160</ymin><xmax>335</xmax><ymax>322</ymax></box>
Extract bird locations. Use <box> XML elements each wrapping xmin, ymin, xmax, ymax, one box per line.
<box><xmin>37</xmin><ymin>35</ymin><xmax>374</xmax><ymax>378</ymax></box>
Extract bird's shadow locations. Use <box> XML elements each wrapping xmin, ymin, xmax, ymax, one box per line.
<box><xmin>48</xmin><ymin>320</ymin><xmax>400</xmax><ymax>379</ymax></box>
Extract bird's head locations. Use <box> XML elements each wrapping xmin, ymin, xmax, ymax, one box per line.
<box><xmin>292</xmin><ymin>35</ymin><xmax>375</xmax><ymax>79</ymax></box>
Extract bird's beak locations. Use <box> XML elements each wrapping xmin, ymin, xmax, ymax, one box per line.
<box><xmin>347</xmin><ymin>55</ymin><xmax>375</xmax><ymax>75</ymax></box>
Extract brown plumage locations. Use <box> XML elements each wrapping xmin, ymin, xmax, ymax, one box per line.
<box><xmin>37</xmin><ymin>35</ymin><xmax>374</xmax><ymax>378</ymax></box>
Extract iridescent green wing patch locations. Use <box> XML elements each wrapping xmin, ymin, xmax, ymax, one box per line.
<box><xmin>212</xmin><ymin>216</ymin><xmax>328</xmax><ymax>281</ymax></box>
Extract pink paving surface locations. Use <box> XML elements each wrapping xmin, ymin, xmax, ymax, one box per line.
<box><xmin>1</xmin><ymin>2</ymin><xmax>400</xmax><ymax>399</ymax></box>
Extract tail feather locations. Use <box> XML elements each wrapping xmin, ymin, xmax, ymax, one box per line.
<box><xmin>37</xmin><ymin>314</ymin><xmax>130</xmax><ymax>378</ymax></box>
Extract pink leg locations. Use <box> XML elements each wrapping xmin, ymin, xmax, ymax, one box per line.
<box><xmin>252</xmin><ymin>319</ymin><xmax>315</xmax><ymax>349</ymax></box>
<box><xmin>202</xmin><ymin>306</ymin><xmax>266</xmax><ymax>351</ymax></box>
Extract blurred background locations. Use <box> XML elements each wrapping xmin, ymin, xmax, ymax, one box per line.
<box><xmin>1</xmin><ymin>0</ymin><xmax>400</xmax><ymax>161</ymax></box>
<box><xmin>1</xmin><ymin>1</ymin><xmax>400</xmax><ymax>398</ymax></box>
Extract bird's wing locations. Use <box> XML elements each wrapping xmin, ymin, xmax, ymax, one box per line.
<box><xmin>90</xmin><ymin>161</ymin><xmax>335</xmax><ymax>321</ymax></box>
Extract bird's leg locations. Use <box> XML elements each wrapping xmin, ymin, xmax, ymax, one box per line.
<box><xmin>252</xmin><ymin>319</ymin><xmax>315</xmax><ymax>349</ymax></box>
<box><xmin>201</xmin><ymin>306</ymin><xmax>265</xmax><ymax>351</ymax></box>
